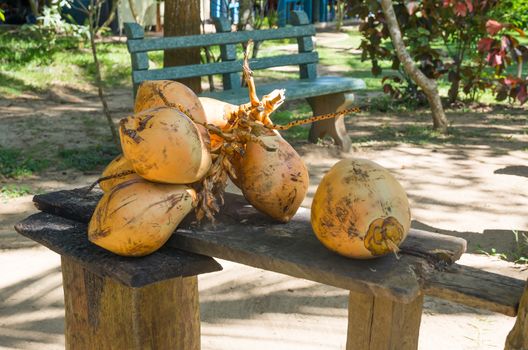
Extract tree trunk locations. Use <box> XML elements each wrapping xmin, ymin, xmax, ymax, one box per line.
<box><xmin>96</xmin><ymin>0</ymin><xmax>120</xmax><ymax>35</ymax></box>
<box><xmin>505</xmin><ymin>281</ymin><xmax>528</xmax><ymax>350</ymax></box>
<box><xmin>237</xmin><ymin>0</ymin><xmax>254</xmax><ymax>31</ymax></box>
<box><xmin>163</xmin><ymin>0</ymin><xmax>202</xmax><ymax>93</ymax></box>
<box><xmin>88</xmin><ymin>0</ymin><xmax>120</xmax><ymax>148</ymax></box>
<box><xmin>380</xmin><ymin>0</ymin><xmax>448</xmax><ymax>132</ymax></box>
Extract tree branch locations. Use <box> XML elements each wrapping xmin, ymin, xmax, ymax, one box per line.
<box><xmin>380</xmin><ymin>0</ymin><xmax>448</xmax><ymax>132</ymax></box>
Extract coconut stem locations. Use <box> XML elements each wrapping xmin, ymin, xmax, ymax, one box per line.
<box><xmin>84</xmin><ymin>170</ymin><xmax>136</xmax><ymax>195</ymax></box>
<box><xmin>243</xmin><ymin>40</ymin><xmax>260</xmax><ymax>109</ymax></box>
<box><xmin>386</xmin><ymin>239</ymin><xmax>401</xmax><ymax>260</ymax></box>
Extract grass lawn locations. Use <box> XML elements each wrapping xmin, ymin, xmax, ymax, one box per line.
<box><xmin>0</xmin><ymin>24</ymin><xmax>526</xmax><ymax>178</ymax></box>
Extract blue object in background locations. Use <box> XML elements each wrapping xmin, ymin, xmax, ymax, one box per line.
<box><xmin>211</xmin><ymin>0</ymin><xmax>239</xmax><ymax>25</ymax></box>
<box><xmin>211</xmin><ymin>0</ymin><xmax>228</xmax><ymax>19</ymax></box>
<box><xmin>277</xmin><ymin>0</ymin><xmax>312</xmax><ymax>26</ymax></box>
<box><xmin>228</xmin><ymin>0</ymin><xmax>239</xmax><ymax>24</ymax></box>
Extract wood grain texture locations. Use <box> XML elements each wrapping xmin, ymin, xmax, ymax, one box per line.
<box><xmin>347</xmin><ymin>290</ymin><xmax>423</xmax><ymax>350</ymax></box>
<box><xmin>133</xmin><ymin>52</ymin><xmax>319</xmax><ymax>82</ymax></box>
<box><xmin>126</xmin><ymin>26</ymin><xmax>316</xmax><ymax>53</ymax></box>
<box><xmin>29</xmin><ymin>189</ymin><xmax>524</xmax><ymax>314</ymax></box>
<box><xmin>31</xmin><ymin>188</ymin><xmax>463</xmax><ymax>303</ymax></box>
<box><xmin>62</xmin><ymin>257</ymin><xmax>200</xmax><ymax>350</ymax></box>
<box><xmin>14</xmin><ymin>212</ymin><xmax>222</xmax><ymax>287</ymax></box>
<box><xmin>424</xmin><ymin>263</ymin><xmax>525</xmax><ymax>316</ymax></box>
<box><xmin>199</xmin><ymin>76</ymin><xmax>366</xmax><ymax>105</ymax></box>
<box><xmin>506</xmin><ymin>280</ymin><xmax>528</xmax><ymax>349</ymax></box>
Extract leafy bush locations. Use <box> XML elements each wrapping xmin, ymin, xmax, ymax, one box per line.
<box><xmin>349</xmin><ymin>0</ymin><xmax>528</xmax><ymax>106</ymax></box>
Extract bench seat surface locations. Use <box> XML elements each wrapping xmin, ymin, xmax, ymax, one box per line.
<box><xmin>199</xmin><ymin>76</ymin><xmax>367</xmax><ymax>105</ymax></box>
<box><xmin>26</xmin><ymin>188</ymin><xmax>524</xmax><ymax>315</ymax></box>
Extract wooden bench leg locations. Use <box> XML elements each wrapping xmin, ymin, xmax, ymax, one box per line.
<box><xmin>347</xmin><ymin>290</ymin><xmax>423</xmax><ymax>350</ymax></box>
<box><xmin>307</xmin><ymin>92</ymin><xmax>355</xmax><ymax>152</ymax></box>
<box><xmin>61</xmin><ymin>256</ymin><xmax>200</xmax><ymax>350</ymax></box>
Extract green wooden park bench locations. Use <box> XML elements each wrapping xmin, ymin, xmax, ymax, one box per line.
<box><xmin>123</xmin><ymin>11</ymin><xmax>366</xmax><ymax>151</ymax></box>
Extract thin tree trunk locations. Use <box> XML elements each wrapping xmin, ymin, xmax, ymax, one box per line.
<box><xmin>88</xmin><ymin>1</ymin><xmax>120</xmax><ymax>148</ymax></box>
<box><xmin>380</xmin><ymin>0</ymin><xmax>448</xmax><ymax>132</ymax></box>
<box><xmin>336</xmin><ymin>0</ymin><xmax>344</xmax><ymax>31</ymax></box>
<box><xmin>96</xmin><ymin>0</ymin><xmax>120</xmax><ymax>35</ymax></box>
<box><xmin>28</xmin><ymin>0</ymin><xmax>39</xmax><ymax>17</ymax></box>
<box><xmin>505</xmin><ymin>281</ymin><xmax>528</xmax><ymax>350</ymax></box>
<box><xmin>163</xmin><ymin>0</ymin><xmax>202</xmax><ymax>93</ymax></box>
<box><xmin>127</xmin><ymin>0</ymin><xmax>140</xmax><ymax>24</ymax></box>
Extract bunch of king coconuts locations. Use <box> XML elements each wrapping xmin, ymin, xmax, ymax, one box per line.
<box><xmin>88</xmin><ymin>49</ymin><xmax>411</xmax><ymax>260</ymax></box>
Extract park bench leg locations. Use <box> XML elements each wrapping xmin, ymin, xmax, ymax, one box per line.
<box><xmin>347</xmin><ymin>290</ymin><xmax>423</xmax><ymax>350</ymax></box>
<box><xmin>61</xmin><ymin>256</ymin><xmax>200</xmax><ymax>350</ymax></box>
<box><xmin>307</xmin><ymin>92</ymin><xmax>355</xmax><ymax>152</ymax></box>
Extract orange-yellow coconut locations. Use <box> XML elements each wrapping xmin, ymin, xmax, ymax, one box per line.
<box><xmin>119</xmin><ymin>107</ymin><xmax>211</xmax><ymax>184</ymax></box>
<box><xmin>99</xmin><ymin>155</ymin><xmax>141</xmax><ymax>192</ymax></box>
<box><xmin>237</xmin><ymin>133</ymin><xmax>309</xmax><ymax>222</ymax></box>
<box><xmin>134</xmin><ymin>80</ymin><xmax>207</xmax><ymax>124</ymax></box>
<box><xmin>88</xmin><ymin>179</ymin><xmax>196</xmax><ymax>257</ymax></box>
<box><xmin>198</xmin><ymin>97</ymin><xmax>237</xmax><ymax>149</ymax></box>
<box><xmin>311</xmin><ymin>158</ymin><xmax>411</xmax><ymax>259</ymax></box>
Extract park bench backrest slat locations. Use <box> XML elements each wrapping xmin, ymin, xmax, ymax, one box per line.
<box><xmin>124</xmin><ymin>10</ymin><xmax>317</xmax><ymax>94</ymax></box>
<box><xmin>126</xmin><ymin>25</ymin><xmax>315</xmax><ymax>53</ymax></box>
<box><xmin>132</xmin><ymin>52</ymin><xmax>319</xmax><ymax>84</ymax></box>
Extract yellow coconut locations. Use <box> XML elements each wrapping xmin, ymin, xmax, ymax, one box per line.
<box><xmin>120</xmin><ymin>107</ymin><xmax>211</xmax><ymax>184</ymax></box>
<box><xmin>88</xmin><ymin>179</ymin><xmax>196</xmax><ymax>257</ymax></box>
<box><xmin>134</xmin><ymin>80</ymin><xmax>207</xmax><ymax>123</ymax></box>
<box><xmin>199</xmin><ymin>97</ymin><xmax>237</xmax><ymax>149</ymax></box>
<box><xmin>311</xmin><ymin>158</ymin><xmax>411</xmax><ymax>259</ymax></box>
<box><xmin>237</xmin><ymin>133</ymin><xmax>309</xmax><ymax>222</ymax></box>
<box><xmin>99</xmin><ymin>154</ymin><xmax>141</xmax><ymax>192</ymax></box>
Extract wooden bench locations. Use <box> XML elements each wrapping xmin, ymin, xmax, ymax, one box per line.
<box><xmin>15</xmin><ymin>189</ymin><xmax>526</xmax><ymax>349</ymax></box>
<box><xmin>123</xmin><ymin>11</ymin><xmax>366</xmax><ymax>151</ymax></box>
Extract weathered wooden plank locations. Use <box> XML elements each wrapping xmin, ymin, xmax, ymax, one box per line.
<box><xmin>132</xmin><ymin>52</ymin><xmax>319</xmax><ymax>82</ymax></box>
<box><xmin>127</xmin><ymin>26</ymin><xmax>316</xmax><ymax>53</ymax></box>
<box><xmin>33</xmin><ymin>188</ymin><xmax>100</xmax><ymax>223</ymax></box>
<box><xmin>200</xmin><ymin>76</ymin><xmax>367</xmax><ymax>105</ymax></box>
<box><xmin>170</xmin><ymin>207</ymin><xmax>462</xmax><ymax>303</ymax></box>
<box><xmin>31</xmin><ymin>188</ymin><xmax>464</xmax><ymax>303</ymax></box>
<box><xmin>31</xmin><ymin>188</ymin><xmax>523</xmax><ymax>315</ymax></box>
<box><xmin>14</xmin><ymin>212</ymin><xmax>222</xmax><ymax>287</ymax></box>
<box><xmin>347</xmin><ymin>291</ymin><xmax>423</xmax><ymax>350</ymax></box>
<box><xmin>423</xmin><ymin>263</ymin><xmax>525</xmax><ymax>316</ymax></box>
<box><xmin>62</xmin><ymin>257</ymin><xmax>200</xmax><ymax>349</ymax></box>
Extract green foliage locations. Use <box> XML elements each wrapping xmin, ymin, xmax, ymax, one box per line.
<box><xmin>493</xmin><ymin>0</ymin><xmax>528</xmax><ymax>30</ymax></box>
<box><xmin>0</xmin><ymin>6</ymin><xmax>88</xmax><ymax>69</ymax></box>
<box><xmin>58</xmin><ymin>144</ymin><xmax>119</xmax><ymax>172</ymax></box>
<box><xmin>0</xmin><ymin>185</ymin><xmax>33</xmax><ymax>198</ymax></box>
<box><xmin>349</xmin><ymin>0</ymin><xmax>528</xmax><ymax>103</ymax></box>
<box><xmin>271</xmin><ymin>104</ymin><xmax>312</xmax><ymax>141</ymax></box>
<box><xmin>477</xmin><ymin>231</ymin><xmax>528</xmax><ymax>264</ymax></box>
<box><xmin>0</xmin><ymin>148</ymin><xmax>49</xmax><ymax>178</ymax></box>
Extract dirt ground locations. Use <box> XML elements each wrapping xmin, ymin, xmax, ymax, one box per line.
<box><xmin>1</xmin><ymin>26</ymin><xmax>528</xmax><ymax>348</ymax></box>
<box><xmin>0</xmin><ymin>85</ymin><xmax>527</xmax><ymax>350</ymax></box>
